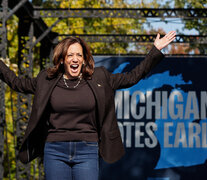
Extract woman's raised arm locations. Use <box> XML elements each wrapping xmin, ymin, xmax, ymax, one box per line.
<box><xmin>0</xmin><ymin>60</ymin><xmax>38</xmax><ymax>94</ymax></box>
<box><xmin>103</xmin><ymin>31</ymin><xmax>176</xmax><ymax>90</ymax></box>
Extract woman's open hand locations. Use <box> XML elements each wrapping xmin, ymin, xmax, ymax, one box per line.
<box><xmin>154</xmin><ymin>31</ymin><xmax>176</xmax><ymax>50</ymax></box>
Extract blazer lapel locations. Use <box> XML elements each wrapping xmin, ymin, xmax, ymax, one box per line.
<box><xmin>35</xmin><ymin>73</ymin><xmax>63</xmax><ymax>120</ymax></box>
<box><xmin>87</xmin><ymin>78</ymin><xmax>105</xmax><ymax>128</ymax></box>
<box><xmin>24</xmin><ymin>73</ymin><xmax>63</xmax><ymax>139</ymax></box>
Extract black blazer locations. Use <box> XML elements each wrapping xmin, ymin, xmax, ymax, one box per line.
<box><xmin>0</xmin><ymin>46</ymin><xmax>164</xmax><ymax>164</ymax></box>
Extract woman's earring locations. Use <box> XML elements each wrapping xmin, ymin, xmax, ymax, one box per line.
<box><xmin>61</xmin><ymin>62</ymin><xmax>63</xmax><ymax>64</ymax></box>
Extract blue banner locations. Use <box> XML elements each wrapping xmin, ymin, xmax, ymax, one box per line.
<box><xmin>94</xmin><ymin>56</ymin><xmax>207</xmax><ymax>180</ymax></box>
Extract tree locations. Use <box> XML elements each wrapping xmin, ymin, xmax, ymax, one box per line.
<box><xmin>37</xmin><ymin>0</ymin><xmax>161</xmax><ymax>55</ymax></box>
<box><xmin>164</xmin><ymin>0</ymin><xmax>207</xmax><ymax>54</ymax></box>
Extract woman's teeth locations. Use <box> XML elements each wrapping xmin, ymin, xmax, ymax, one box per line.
<box><xmin>70</xmin><ymin>64</ymin><xmax>79</xmax><ymax>73</ymax></box>
<box><xmin>71</xmin><ymin>64</ymin><xmax>79</xmax><ymax>68</ymax></box>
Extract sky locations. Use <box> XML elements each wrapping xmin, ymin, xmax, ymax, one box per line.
<box><xmin>143</xmin><ymin>18</ymin><xmax>199</xmax><ymax>35</ymax></box>
<box><xmin>127</xmin><ymin>0</ymin><xmax>200</xmax><ymax>35</ymax></box>
<box><xmin>30</xmin><ymin>0</ymin><xmax>201</xmax><ymax>35</ymax></box>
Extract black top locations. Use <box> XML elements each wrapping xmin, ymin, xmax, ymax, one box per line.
<box><xmin>46</xmin><ymin>76</ymin><xmax>98</xmax><ymax>142</ymax></box>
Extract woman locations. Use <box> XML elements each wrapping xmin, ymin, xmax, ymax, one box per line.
<box><xmin>0</xmin><ymin>31</ymin><xmax>176</xmax><ymax>179</ymax></box>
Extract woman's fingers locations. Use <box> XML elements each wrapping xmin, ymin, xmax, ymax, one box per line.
<box><xmin>165</xmin><ymin>31</ymin><xmax>176</xmax><ymax>41</ymax></box>
<box><xmin>156</xmin><ymin>33</ymin><xmax>160</xmax><ymax>41</ymax></box>
<box><xmin>164</xmin><ymin>31</ymin><xmax>176</xmax><ymax>45</ymax></box>
<box><xmin>165</xmin><ymin>31</ymin><xmax>176</xmax><ymax>37</ymax></box>
<box><xmin>169</xmin><ymin>36</ymin><xmax>176</xmax><ymax>43</ymax></box>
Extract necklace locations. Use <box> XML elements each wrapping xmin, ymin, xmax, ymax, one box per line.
<box><xmin>63</xmin><ymin>74</ymin><xmax>82</xmax><ymax>88</ymax></box>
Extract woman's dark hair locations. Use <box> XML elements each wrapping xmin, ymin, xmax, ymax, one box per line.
<box><xmin>47</xmin><ymin>37</ymin><xmax>94</xmax><ymax>79</ymax></box>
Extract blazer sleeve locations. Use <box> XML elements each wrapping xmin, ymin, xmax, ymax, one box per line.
<box><xmin>0</xmin><ymin>60</ymin><xmax>39</xmax><ymax>94</ymax></box>
<box><xmin>102</xmin><ymin>45</ymin><xmax>164</xmax><ymax>90</ymax></box>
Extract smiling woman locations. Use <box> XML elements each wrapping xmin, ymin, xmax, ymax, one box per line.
<box><xmin>47</xmin><ymin>37</ymin><xmax>94</xmax><ymax>80</ymax></box>
<box><xmin>0</xmin><ymin>32</ymin><xmax>176</xmax><ymax>180</ymax></box>
<box><xmin>62</xmin><ymin>43</ymin><xmax>84</xmax><ymax>79</ymax></box>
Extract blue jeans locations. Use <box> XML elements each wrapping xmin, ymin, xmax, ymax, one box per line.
<box><xmin>43</xmin><ymin>141</ymin><xmax>99</xmax><ymax>180</ymax></box>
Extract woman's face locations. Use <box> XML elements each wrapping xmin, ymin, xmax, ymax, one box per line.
<box><xmin>63</xmin><ymin>42</ymin><xmax>84</xmax><ymax>79</ymax></box>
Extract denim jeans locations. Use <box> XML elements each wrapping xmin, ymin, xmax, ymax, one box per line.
<box><xmin>43</xmin><ymin>141</ymin><xmax>99</xmax><ymax>180</ymax></box>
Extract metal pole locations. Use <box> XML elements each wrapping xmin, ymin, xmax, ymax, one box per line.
<box><xmin>0</xmin><ymin>0</ymin><xmax>8</xmax><ymax>179</ymax></box>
